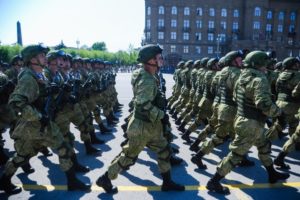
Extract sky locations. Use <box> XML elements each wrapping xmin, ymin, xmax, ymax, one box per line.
<box><xmin>0</xmin><ymin>0</ymin><xmax>145</xmax><ymax>52</ymax></box>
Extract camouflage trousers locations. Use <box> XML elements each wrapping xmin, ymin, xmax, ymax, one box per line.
<box><xmin>181</xmin><ymin>94</ymin><xmax>202</xmax><ymax>124</ymax></box>
<box><xmin>107</xmin><ymin>118</ymin><xmax>171</xmax><ymax>180</ymax></box>
<box><xmin>168</xmin><ymin>88</ymin><xmax>181</xmax><ymax>107</ymax></box>
<box><xmin>282</xmin><ymin>123</ymin><xmax>300</xmax><ymax>153</ymax></box>
<box><xmin>217</xmin><ymin>116</ymin><xmax>273</xmax><ymax>177</ymax></box>
<box><xmin>4</xmin><ymin>121</ymin><xmax>73</xmax><ymax>176</ymax></box>
<box><xmin>178</xmin><ymin>92</ymin><xmax>195</xmax><ymax>119</ymax></box>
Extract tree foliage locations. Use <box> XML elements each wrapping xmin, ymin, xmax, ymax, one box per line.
<box><xmin>91</xmin><ymin>42</ymin><xmax>107</xmax><ymax>51</ymax></box>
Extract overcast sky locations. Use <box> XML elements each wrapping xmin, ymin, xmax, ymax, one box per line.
<box><xmin>0</xmin><ymin>0</ymin><xmax>145</xmax><ymax>52</ymax></box>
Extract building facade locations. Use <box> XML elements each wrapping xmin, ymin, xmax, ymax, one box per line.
<box><xmin>143</xmin><ymin>0</ymin><xmax>300</xmax><ymax>67</ymax></box>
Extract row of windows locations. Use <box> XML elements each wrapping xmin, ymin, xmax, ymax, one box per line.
<box><xmin>147</xmin><ymin>6</ymin><xmax>297</xmax><ymax>21</ymax></box>
<box><xmin>149</xmin><ymin>32</ymin><xmax>227</xmax><ymax>41</ymax></box>
<box><xmin>147</xmin><ymin>19</ymin><xmax>295</xmax><ymax>32</ymax></box>
<box><xmin>167</xmin><ymin>45</ymin><xmax>215</xmax><ymax>55</ymax></box>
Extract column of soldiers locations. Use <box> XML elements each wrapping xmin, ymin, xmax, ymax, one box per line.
<box><xmin>0</xmin><ymin>44</ymin><xmax>123</xmax><ymax>195</ymax></box>
<box><xmin>168</xmin><ymin>50</ymin><xmax>299</xmax><ymax>194</ymax></box>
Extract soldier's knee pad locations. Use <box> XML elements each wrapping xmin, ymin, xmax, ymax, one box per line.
<box><xmin>257</xmin><ymin>140</ymin><xmax>271</xmax><ymax>155</ymax></box>
<box><xmin>157</xmin><ymin>145</ymin><xmax>171</xmax><ymax>161</ymax></box>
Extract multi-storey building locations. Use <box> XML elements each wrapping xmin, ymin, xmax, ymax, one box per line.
<box><xmin>143</xmin><ymin>0</ymin><xmax>300</xmax><ymax>67</ymax></box>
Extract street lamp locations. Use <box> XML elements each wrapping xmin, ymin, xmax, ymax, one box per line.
<box><xmin>216</xmin><ymin>34</ymin><xmax>221</xmax><ymax>58</ymax></box>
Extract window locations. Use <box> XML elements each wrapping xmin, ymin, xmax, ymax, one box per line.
<box><xmin>208</xmin><ymin>21</ymin><xmax>215</xmax><ymax>28</ymax></box>
<box><xmin>218</xmin><ymin>34</ymin><xmax>226</xmax><ymax>41</ymax></box>
<box><xmin>158</xmin><ymin>19</ymin><xmax>164</xmax><ymax>27</ymax></box>
<box><xmin>233</xmin><ymin>9</ymin><xmax>239</xmax><ymax>17</ymax></box>
<box><xmin>146</xmin><ymin>19</ymin><xmax>151</xmax><ymax>29</ymax></box>
<box><xmin>221</xmin><ymin>9</ymin><xmax>227</xmax><ymax>17</ymax></box>
<box><xmin>147</xmin><ymin>7</ymin><xmax>151</xmax><ymax>15</ymax></box>
<box><xmin>278</xmin><ymin>25</ymin><xmax>283</xmax><ymax>33</ymax></box>
<box><xmin>195</xmin><ymin>46</ymin><xmax>201</xmax><ymax>54</ymax></box>
<box><xmin>146</xmin><ymin>32</ymin><xmax>151</xmax><ymax>40</ymax></box>
<box><xmin>158</xmin><ymin>6</ymin><xmax>164</xmax><ymax>14</ymax></box>
<box><xmin>183</xmin><ymin>32</ymin><xmax>189</xmax><ymax>40</ymax></box>
<box><xmin>184</xmin><ymin>7</ymin><xmax>190</xmax><ymax>15</ymax></box>
<box><xmin>171</xmin><ymin>20</ymin><xmax>177</xmax><ymax>27</ymax></box>
<box><xmin>171</xmin><ymin>32</ymin><xmax>177</xmax><ymax>40</ymax></box>
<box><xmin>267</xmin><ymin>11</ymin><xmax>272</xmax><ymax>19</ymax></box>
<box><xmin>183</xmin><ymin>46</ymin><xmax>189</xmax><ymax>54</ymax></box>
<box><xmin>197</xmin><ymin>7</ymin><xmax>203</xmax><ymax>16</ymax></box>
<box><xmin>253</xmin><ymin>21</ymin><xmax>260</xmax><ymax>29</ymax></box>
<box><xmin>254</xmin><ymin>7</ymin><xmax>261</xmax><ymax>16</ymax></box>
<box><xmin>158</xmin><ymin>32</ymin><xmax>164</xmax><ymax>39</ymax></box>
<box><xmin>171</xmin><ymin>6</ymin><xmax>177</xmax><ymax>15</ymax></box>
<box><xmin>232</xmin><ymin>22</ymin><xmax>239</xmax><ymax>30</ymax></box>
<box><xmin>208</xmin><ymin>46</ymin><xmax>213</xmax><ymax>54</ymax></box>
<box><xmin>266</xmin><ymin>24</ymin><xmax>272</xmax><ymax>32</ymax></box>
<box><xmin>208</xmin><ymin>33</ymin><xmax>214</xmax><ymax>41</ymax></box>
<box><xmin>221</xmin><ymin>21</ymin><xmax>226</xmax><ymax>30</ymax></box>
<box><xmin>195</xmin><ymin>33</ymin><xmax>201</xmax><ymax>41</ymax></box>
<box><xmin>278</xmin><ymin>11</ymin><xmax>284</xmax><ymax>20</ymax></box>
<box><xmin>290</xmin><ymin>12</ymin><xmax>296</xmax><ymax>21</ymax></box>
<box><xmin>289</xmin><ymin>25</ymin><xmax>295</xmax><ymax>32</ymax></box>
<box><xmin>196</xmin><ymin>20</ymin><xmax>202</xmax><ymax>28</ymax></box>
<box><xmin>184</xmin><ymin>20</ymin><xmax>190</xmax><ymax>28</ymax></box>
<box><xmin>170</xmin><ymin>45</ymin><xmax>176</xmax><ymax>53</ymax></box>
<box><xmin>209</xmin><ymin>8</ymin><xmax>215</xmax><ymax>16</ymax></box>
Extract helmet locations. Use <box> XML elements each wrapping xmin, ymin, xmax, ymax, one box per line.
<box><xmin>207</xmin><ymin>58</ymin><xmax>219</xmax><ymax>69</ymax></box>
<box><xmin>0</xmin><ymin>72</ymin><xmax>8</xmax><ymax>89</ymax></box>
<box><xmin>184</xmin><ymin>60</ymin><xmax>193</xmax><ymax>68</ymax></box>
<box><xmin>242</xmin><ymin>51</ymin><xmax>269</xmax><ymax>68</ymax></box>
<box><xmin>282</xmin><ymin>57</ymin><xmax>300</xmax><ymax>70</ymax></box>
<box><xmin>10</xmin><ymin>55</ymin><xmax>23</xmax><ymax>65</ymax></box>
<box><xmin>72</xmin><ymin>56</ymin><xmax>82</xmax><ymax>64</ymax></box>
<box><xmin>200</xmin><ymin>57</ymin><xmax>210</xmax><ymax>68</ymax></box>
<box><xmin>21</xmin><ymin>44</ymin><xmax>49</xmax><ymax>64</ymax></box>
<box><xmin>193</xmin><ymin>60</ymin><xmax>201</xmax><ymax>68</ymax></box>
<box><xmin>223</xmin><ymin>50</ymin><xmax>243</xmax><ymax>66</ymax></box>
<box><xmin>47</xmin><ymin>50</ymin><xmax>65</xmax><ymax>62</ymax></box>
<box><xmin>275</xmin><ymin>61</ymin><xmax>283</xmax><ymax>71</ymax></box>
<box><xmin>137</xmin><ymin>44</ymin><xmax>163</xmax><ymax>63</ymax></box>
<box><xmin>176</xmin><ymin>61</ymin><xmax>185</xmax><ymax>68</ymax></box>
<box><xmin>218</xmin><ymin>56</ymin><xmax>226</xmax><ymax>69</ymax></box>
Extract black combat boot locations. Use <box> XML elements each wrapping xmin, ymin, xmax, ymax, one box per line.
<box><xmin>109</xmin><ymin>112</ymin><xmax>119</xmax><ymax>122</ymax></box>
<box><xmin>175</xmin><ymin>116</ymin><xmax>183</xmax><ymax>125</ymax></box>
<box><xmin>171</xmin><ymin>146</ymin><xmax>179</xmax><ymax>154</ymax></box>
<box><xmin>21</xmin><ymin>162</ymin><xmax>35</xmax><ymax>174</ymax></box>
<box><xmin>172</xmin><ymin>111</ymin><xmax>178</xmax><ymax>120</ymax></box>
<box><xmin>169</xmin><ymin>107</ymin><xmax>175</xmax><ymax>115</ymax></box>
<box><xmin>178</xmin><ymin>122</ymin><xmax>187</xmax><ymax>133</ymax></box>
<box><xmin>84</xmin><ymin>141</ymin><xmax>102</xmax><ymax>155</ymax></box>
<box><xmin>170</xmin><ymin>155</ymin><xmax>183</xmax><ymax>166</ymax></box>
<box><xmin>65</xmin><ymin>167</ymin><xmax>91</xmax><ymax>191</ymax></box>
<box><xmin>190</xmin><ymin>138</ymin><xmax>201</xmax><ymax>152</ymax></box>
<box><xmin>40</xmin><ymin>147</ymin><xmax>53</xmax><ymax>157</ymax></box>
<box><xmin>106</xmin><ymin>116</ymin><xmax>117</xmax><ymax>126</ymax></box>
<box><xmin>98</xmin><ymin>123</ymin><xmax>112</xmax><ymax>134</ymax></box>
<box><xmin>237</xmin><ymin>155</ymin><xmax>255</xmax><ymax>167</ymax></box>
<box><xmin>161</xmin><ymin>170</ymin><xmax>185</xmax><ymax>191</ymax></box>
<box><xmin>121</xmin><ymin>123</ymin><xmax>128</xmax><ymax>133</ymax></box>
<box><xmin>96</xmin><ymin>172</ymin><xmax>118</xmax><ymax>193</ymax></box>
<box><xmin>0</xmin><ymin>147</ymin><xmax>9</xmax><ymax>166</ymax></box>
<box><xmin>191</xmin><ymin>151</ymin><xmax>207</xmax><ymax>169</ymax></box>
<box><xmin>295</xmin><ymin>142</ymin><xmax>300</xmax><ymax>151</ymax></box>
<box><xmin>90</xmin><ymin>131</ymin><xmax>105</xmax><ymax>144</ymax></box>
<box><xmin>181</xmin><ymin>131</ymin><xmax>192</xmax><ymax>144</ymax></box>
<box><xmin>274</xmin><ymin>152</ymin><xmax>290</xmax><ymax>169</ymax></box>
<box><xmin>206</xmin><ymin>172</ymin><xmax>230</xmax><ymax>195</ymax></box>
<box><xmin>265</xmin><ymin>165</ymin><xmax>290</xmax><ymax>184</ymax></box>
<box><xmin>71</xmin><ymin>154</ymin><xmax>90</xmax><ymax>173</ymax></box>
<box><xmin>0</xmin><ymin>173</ymin><xmax>22</xmax><ymax>195</ymax></box>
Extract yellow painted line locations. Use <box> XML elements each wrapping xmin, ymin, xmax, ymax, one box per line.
<box><xmin>15</xmin><ymin>182</ymin><xmax>300</xmax><ymax>192</ymax></box>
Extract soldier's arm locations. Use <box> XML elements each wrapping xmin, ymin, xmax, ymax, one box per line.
<box><xmin>253</xmin><ymin>77</ymin><xmax>281</xmax><ymax>117</ymax></box>
<box><xmin>135</xmin><ymin>79</ymin><xmax>164</xmax><ymax>123</ymax></box>
<box><xmin>292</xmin><ymin>82</ymin><xmax>300</xmax><ymax>98</ymax></box>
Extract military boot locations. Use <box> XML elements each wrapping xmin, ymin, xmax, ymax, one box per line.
<box><xmin>98</xmin><ymin>123</ymin><xmax>112</xmax><ymax>134</ymax></box>
<box><xmin>90</xmin><ymin>131</ymin><xmax>105</xmax><ymax>144</ymax></box>
<box><xmin>170</xmin><ymin>155</ymin><xmax>183</xmax><ymax>166</ymax></box>
<box><xmin>171</xmin><ymin>111</ymin><xmax>178</xmax><ymax>120</ymax></box>
<box><xmin>71</xmin><ymin>154</ymin><xmax>90</xmax><ymax>173</ymax></box>
<box><xmin>0</xmin><ymin>174</ymin><xmax>22</xmax><ymax>195</ymax></box>
<box><xmin>191</xmin><ymin>151</ymin><xmax>207</xmax><ymax>169</ymax></box>
<box><xmin>109</xmin><ymin>112</ymin><xmax>119</xmax><ymax>122</ymax></box>
<box><xmin>190</xmin><ymin>138</ymin><xmax>201</xmax><ymax>152</ymax></box>
<box><xmin>0</xmin><ymin>148</ymin><xmax>9</xmax><ymax>166</ymax></box>
<box><xmin>171</xmin><ymin>146</ymin><xmax>179</xmax><ymax>154</ymax></box>
<box><xmin>161</xmin><ymin>170</ymin><xmax>185</xmax><ymax>191</ymax></box>
<box><xmin>237</xmin><ymin>155</ymin><xmax>255</xmax><ymax>167</ymax></box>
<box><xmin>178</xmin><ymin>122</ymin><xmax>187</xmax><ymax>133</ymax></box>
<box><xmin>274</xmin><ymin>152</ymin><xmax>290</xmax><ymax>169</ymax></box>
<box><xmin>21</xmin><ymin>162</ymin><xmax>35</xmax><ymax>174</ymax></box>
<box><xmin>169</xmin><ymin>107</ymin><xmax>175</xmax><ymax>115</ymax></box>
<box><xmin>265</xmin><ymin>165</ymin><xmax>290</xmax><ymax>184</ymax></box>
<box><xmin>206</xmin><ymin>172</ymin><xmax>230</xmax><ymax>195</ymax></box>
<box><xmin>175</xmin><ymin>116</ymin><xmax>183</xmax><ymax>125</ymax></box>
<box><xmin>84</xmin><ymin>141</ymin><xmax>102</xmax><ymax>155</ymax></box>
<box><xmin>65</xmin><ymin>167</ymin><xmax>91</xmax><ymax>191</ymax></box>
<box><xmin>96</xmin><ymin>172</ymin><xmax>118</xmax><ymax>193</ymax></box>
<box><xmin>40</xmin><ymin>147</ymin><xmax>53</xmax><ymax>157</ymax></box>
<box><xmin>181</xmin><ymin>131</ymin><xmax>192</xmax><ymax>144</ymax></box>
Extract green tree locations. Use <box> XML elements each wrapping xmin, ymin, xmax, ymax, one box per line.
<box><xmin>92</xmin><ymin>42</ymin><xmax>107</xmax><ymax>51</ymax></box>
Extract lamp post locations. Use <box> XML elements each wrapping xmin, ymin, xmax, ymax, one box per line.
<box><xmin>216</xmin><ymin>34</ymin><xmax>221</xmax><ymax>58</ymax></box>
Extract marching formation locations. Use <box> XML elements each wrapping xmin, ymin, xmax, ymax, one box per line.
<box><xmin>0</xmin><ymin>43</ymin><xmax>299</xmax><ymax>197</ymax></box>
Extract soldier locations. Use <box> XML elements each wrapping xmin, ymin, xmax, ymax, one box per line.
<box><xmin>5</xmin><ymin>55</ymin><xmax>23</xmax><ymax>84</ymax></box>
<box><xmin>0</xmin><ymin>44</ymin><xmax>90</xmax><ymax>195</ymax></box>
<box><xmin>206</xmin><ymin>51</ymin><xmax>289</xmax><ymax>195</ymax></box>
<box><xmin>96</xmin><ymin>44</ymin><xmax>185</xmax><ymax>194</ymax></box>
